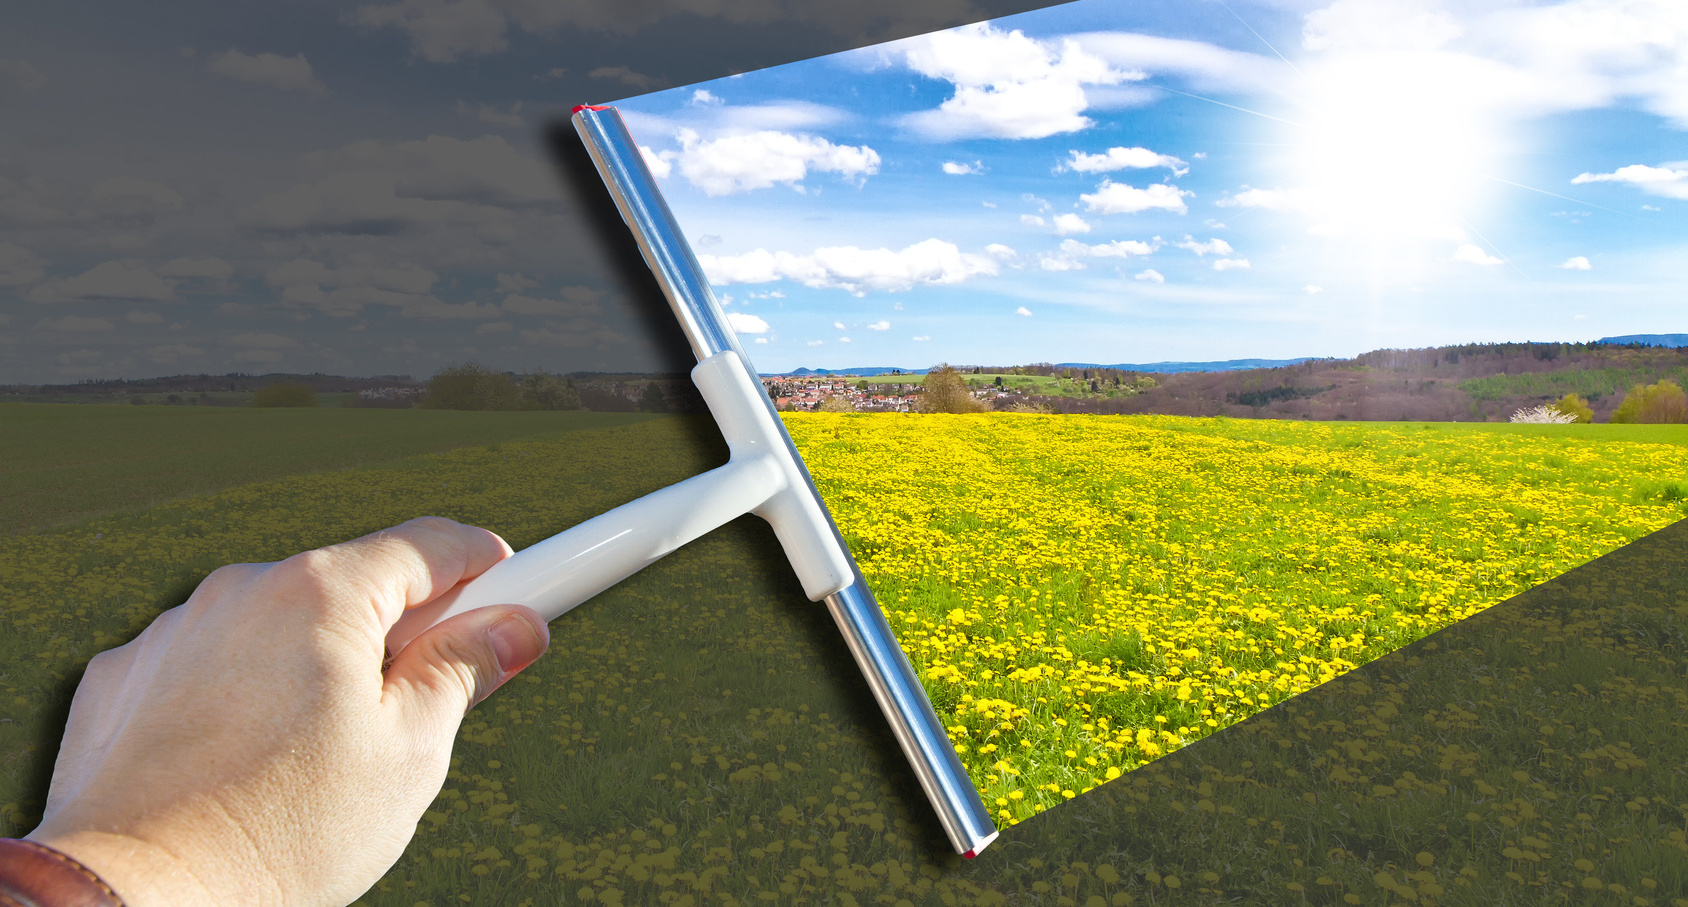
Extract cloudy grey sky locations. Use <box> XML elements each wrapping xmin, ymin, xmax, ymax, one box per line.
<box><xmin>0</xmin><ymin>0</ymin><xmax>1064</xmax><ymax>383</ymax></box>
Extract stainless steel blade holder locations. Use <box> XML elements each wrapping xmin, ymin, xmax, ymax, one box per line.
<box><xmin>384</xmin><ymin>104</ymin><xmax>999</xmax><ymax>859</ymax></box>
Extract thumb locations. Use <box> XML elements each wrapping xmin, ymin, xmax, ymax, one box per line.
<box><xmin>384</xmin><ymin>605</ymin><xmax>550</xmax><ymax>723</ymax></box>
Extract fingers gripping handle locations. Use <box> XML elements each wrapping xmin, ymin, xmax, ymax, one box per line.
<box><xmin>384</xmin><ymin>351</ymin><xmax>853</xmax><ymax>655</ymax></box>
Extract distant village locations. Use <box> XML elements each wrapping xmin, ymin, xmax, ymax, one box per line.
<box><xmin>762</xmin><ymin>376</ymin><xmax>925</xmax><ymax>412</ymax></box>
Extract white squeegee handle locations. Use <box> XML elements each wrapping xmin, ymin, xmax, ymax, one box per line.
<box><xmin>383</xmin><ymin>105</ymin><xmax>998</xmax><ymax>859</ymax></box>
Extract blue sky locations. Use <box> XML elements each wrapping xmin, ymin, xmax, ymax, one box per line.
<box><xmin>616</xmin><ymin>0</ymin><xmax>1688</xmax><ymax>372</ymax></box>
<box><xmin>1</xmin><ymin>0</ymin><xmax>1683</xmax><ymax>382</ymax></box>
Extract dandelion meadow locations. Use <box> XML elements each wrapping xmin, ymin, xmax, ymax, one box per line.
<box><xmin>784</xmin><ymin>413</ymin><xmax>1688</xmax><ymax>826</ymax></box>
<box><xmin>3</xmin><ymin>413</ymin><xmax>1686</xmax><ymax>903</ymax></box>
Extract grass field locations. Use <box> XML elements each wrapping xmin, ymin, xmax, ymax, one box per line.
<box><xmin>784</xmin><ymin>414</ymin><xmax>1688</xmax><ymax>825</ymax></box>
<box><xmin>0</xmin><ymin>404</ymin><xmax>661</xmax><ymax>536</ymax></box>
<box><xmin>2</xmin><ymin>413</ymin><xmax>1686</xmax><ymax>903</ymax></box>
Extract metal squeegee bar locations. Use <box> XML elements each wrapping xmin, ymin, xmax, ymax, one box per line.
<box><xmin>572</xmin><ymin>105</ymin><xmax>998</xmax><ymax>858</ymax></box>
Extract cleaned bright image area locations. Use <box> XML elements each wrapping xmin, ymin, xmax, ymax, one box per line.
<box><xmin>785</xmin><ymin>412</ymin><xmax>1688</xmax><ymax>825</ymax></box>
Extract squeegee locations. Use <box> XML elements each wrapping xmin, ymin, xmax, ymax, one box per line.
<box><xmin>385</xmin><ymin>104</ymin><xmax>999</xmax><ymax>859</ymax></box>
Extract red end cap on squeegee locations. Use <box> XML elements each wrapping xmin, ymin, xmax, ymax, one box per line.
<box><xmin>571</xmin><ymin>104</ymin><xmax>613</xmax><ymax>113</ymax></box>
<box><xmin>963</xmin><ymin>850</ymin><xmax>977</xmax><ymax>860</ymax></box>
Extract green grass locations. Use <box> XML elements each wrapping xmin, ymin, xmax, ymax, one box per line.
<box><xmin>0</xmin><ymin>404</ymin><xmax>663</xmax><ymax>537</ymax></box>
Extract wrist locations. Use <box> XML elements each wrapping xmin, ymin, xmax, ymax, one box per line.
<box><xmin>20</xmin><ymin>829</ymin><xmax>218</xmax><ymax>907</ymax></box>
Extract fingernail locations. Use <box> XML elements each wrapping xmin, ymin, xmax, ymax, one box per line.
<box><xmin>488</xmin><ymin>612</ymin><xmax>545</xmax><ymax>675</ymax></box>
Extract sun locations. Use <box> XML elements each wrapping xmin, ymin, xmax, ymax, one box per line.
<box><xmin>1270</xmin><ymin>50</ymin><xmax>1508</xmax><ymax>249</ymax></box>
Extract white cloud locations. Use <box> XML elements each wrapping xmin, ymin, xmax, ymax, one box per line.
<box><xmin>229</xmin><ymin>332</ymin><xmax>298</xmax><ymax>349</ymax></box>
<box><xmin>807</xmin><ymin>340</ymin><xmax>825</xmax><ymax>346</ymax></box>
<box><xmin>495</xmin><ymin>272</ymin><xmax>537</xmax><ymax>293</ymax></box>
<box><xmin>1064</xmin><ymin>147</ymin><xmax>1188</xmax><ymax>176</ymax></box>
<box><xmin>146</xmin><ymin>343</ymin><xmax>202</xmax><ymax>365</ymax></box>
<box><xmin>1059</xmin><ymin>238</ymin><xmax>1157</xmax><ymax>259</ymax></box>
<box><xmin>1015</xmin><ymin>306</ymin><xmax>1033</xmax><ymax>316</ymax></box>
<box><xmin>1038</xmin><ymin>256</ymin><xmax>1083</xmax><ymax>271</ymax></box>
<box><xmin>1020</xmin><ymin>214</ymin><xmax>1046</xmax><ymax>227</ymax></box>
<box><xmin>403</xmin><ymin>300</ymin><xmax>502</xmax><ymax>320</ymax></box>
<box><xmin>90</xmin><ymin>177</ymin><xmax>184</xmax><ymax>211</ymax></box>
<box><xmin>698</xmin><ymin>239</ymin><xmax>999</xmax><ymax>295</ymax></box>
<box><xmin>913</xmin><ymin>335</ymin><xmax>931</xmax><ymax>341</ymax></box>
<box><xmin>1305</xmin><ymin>284</ymin><xmax>1324</xmax><ymax>294</ymax></box>
<box><xmin>29</xmin><ymin>260</ymin><xmax>174</xmax><ymax>303</ymax></box>
<box><xmin>833</xmin><ymin>321</ymin><xmax>847</xmax><ymax>330</ymax></box>
<box><xmin>1176</xmin><ymin>236</ymin><xmax>1233</xmax><ymax>256</ymax></box>
<box><xmin>265</xmin><ymin>256</ymin><xmax>440</xmax><ymax>316</ymax></box>
<box><xmin>727</xmin><ymin>312</ymin><xmax>771</xmax><ymax>334</ymax></box>
<box><xmin>0</xmin><ymin>59</ymin><xmax>48</xmax><ymax>93</ymax></box>
<box><xmin>125</xmin><ymin>310</ymin><xmax>164</xmax><ymax>324</ymax></box>
<box><xmin>517</xmin><ymin>325</ymin><xmax>630</xmax><ymax>348</ymax></box>
<box><xmin>691</xmin><ymin>89</ymin><xmax>723</xmax><ymax>107</ymax></box>
<box><xmin>839</xmin><ymin>336</ymin><xmax>852</xmax><ymax>343</ymax></box>
<box><xmin>984</xmin><ymin>243</ymin><xmax>1017</xmax><ymax>259</ymax></box>
<box><xmin>1559</xmin><ymin>256</ymin><xmax>1592</xmax><ymax>270</ymax></box>
<box><xmin>501</xmin><ymin>287</ymin><xmax>602</xmax><ymax>317</ymax></box>
<box><xmin>207</xmin><ymin>50</ymin><xmax>325</xmax><ymax>94</ymax></box>
<box><xmin>349</xmin><ymin>0</ymin><xmax>508</xmax><ymax>63</ymax></box>
<box><xmin>457</xmin><ymin>100</ymin><xmax>523</xmax><ymax>128</ymax></box>
<box><xmin>942</xmin><ymin>160</ymin><xmax>984</xmax><ymax>175</ymax></box>
<box><xmin>1571</xmin><ymin>163</ymin><xmax>1688</xmax><ymax>200</ymax></box>
<box><xmin>639</xmin><ymin>146</ymin><xmax>674</xmax><ymax>179</ymax></box>
<box><xmin>1071</xmin><ymin>32</ymin><xmax>1283</xmax><ymax>94</ymax></box>
<box><xmin>669</xmin><ymin>128</ymin><xmax>879</xmax><ymax>197</ymax></box>
<box><xmin>158</xmin><ymin>256</ymin><xmax>234</xmax><ymax>279</ymax></box>
<box><xmin>1134</xmin><ymin>268</ymin><xmax>1165</xmax><ymax>283</ymax></box>
<box><xmin>753</xmin><ymin>337</ymin><xmax>769</xmax><ymax>344</ymax></box>
<box><xmin>1081</xmin><ymin>180</ymin><xmax>1191</xmax><ymax>215</ymax></box>
<box><xmin>895</xmin><ymin>22</ymin><xmax>1139</xmax><ymax>140</ymax></box>
<box><xmin>1303</xmin><ymin>0</ymin><xmax>1463</xmax><ymax>53</ymax></box>
<box><xmin>867</xmin><ymin>321</ymin><xmax>890</xmax><ymax>331</ymax></box>
<box><xmin>1216</xmin><ymin>187</ymin><xmax>1308</xmax><ymax>211</ymax></box>
<box><xmin>35</xmin><ymin>315</ymin><xmax>116</xmax><ymax>332</ymax></box>
<box><xmin>1454</xmin><ymin>243</ymin><xmax>1504</xmax><ymax>265</ymax></box>
<box><xmin>239</xmin><ymin>134</ymin><xmax>558</xmax><ymax>233</ymax></box>
<box><xmin>1052</xmin><ymin>213</ymin><xmax>1091</xmax><ymax>235</ymax></box>
<box><xmin>0</xmin><ymin>243</ymin><xmax>47</xmax><ymax>287</ymax></box>
<box><xmin>589</xmin><ymin>66</ymin><xmax>661</xmax><ymax>90</ymax></box>
<box><xmin>1213</xmin><ymin>258</ymin><xmax>1252</xmax><ymax>271</ymax></box>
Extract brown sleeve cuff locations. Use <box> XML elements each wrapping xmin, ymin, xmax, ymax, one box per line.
<box><xmin>0</xmin><ymin>839</ymin><xmax>125</xmax><ymax>907</ymax></box>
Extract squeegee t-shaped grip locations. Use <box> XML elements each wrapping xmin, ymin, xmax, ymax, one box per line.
<box><xmin>383</xmin><ymin>104</ymin><xmax>999</xmax><ymax>859</ymax></box>
<box><xmin>383</xmin><ymin>349</ymin><xmax>850</xmax><ymax>650</ymax></box>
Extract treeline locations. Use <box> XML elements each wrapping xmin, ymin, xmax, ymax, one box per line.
<box><xmin>987</xmin><ymin>342</ymin><xmax>1688</xmax><ymax>423</ymax></box>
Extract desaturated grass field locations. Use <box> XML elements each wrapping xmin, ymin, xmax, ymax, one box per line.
<box><xmin>2</xmin><ymin>412</ymin><xmax>1686</xmax><ymax>904</ymax></box>
<box><xmin>0</xmin><ymin>404</ymin><xmax>659</xmax><ymax>536</ymax></box>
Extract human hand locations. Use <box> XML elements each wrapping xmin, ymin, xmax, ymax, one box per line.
<box><xmin>24</xmin><ymin>517</ymin><xmax>550</xmax><ymax>907</ymax></box>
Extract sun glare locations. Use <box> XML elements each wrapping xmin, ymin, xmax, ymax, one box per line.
<box><xmin>1280</xmin><ymin>51</ymin><xmax>1506</xmax><ymax>249</ymax></box>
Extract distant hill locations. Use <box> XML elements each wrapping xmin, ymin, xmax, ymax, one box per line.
<box><xmin>1057</xmin><ymin>357</ymin><xmax>1316</xmax><ymax>374</ymax></box>
<box><xmin>1598</xmin><ymin>333</ymin><xmax>1688</xmax><ymax>348</ymax></box>
<box><xmin>776</xmin><ymin>366</ymin><xmax>931</xmax><ymax>377</ymax></box>
<box><xmin>1008</xmin><ymin>341</ymin><xmax>1688</xmax><ymax>422</ymax></box>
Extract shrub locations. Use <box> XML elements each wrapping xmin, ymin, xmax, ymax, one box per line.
<box><xmin>637</xmin><ymin>382</ymin><xmax>669</xmax><ymax>413</ymax></box>
<box><xmin>518</xmin><ymin>371</ymin><xmax>582</xmax><ymax>410</ymax></box>
<box><xmin>915</xmin><ymin>364</ymin><xmax>985</xmax><ymax>414</ymax></box>
<box><xmin>1553</xmin><ymin>393</ymin><xmax>1594</xmax><ymax>424</ymax></box>
<box><xmin>1609</xmin><ymin>379</ymin><xmax>1688</xmax><ymax>424</ymax></box>
<box><xmin>423</xmin><ymin>363</ymin><xmax>520</xmax><ymax>411</ymax></box>
<box><xmin>817</xmin><ymin>394</ymin><xmax>855</xmax><ymax>413</ymax></box>
<box><xmin>251</xmin><ymin>382</ymin><xmax>319</xmax><ymax>408</ymax></box>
